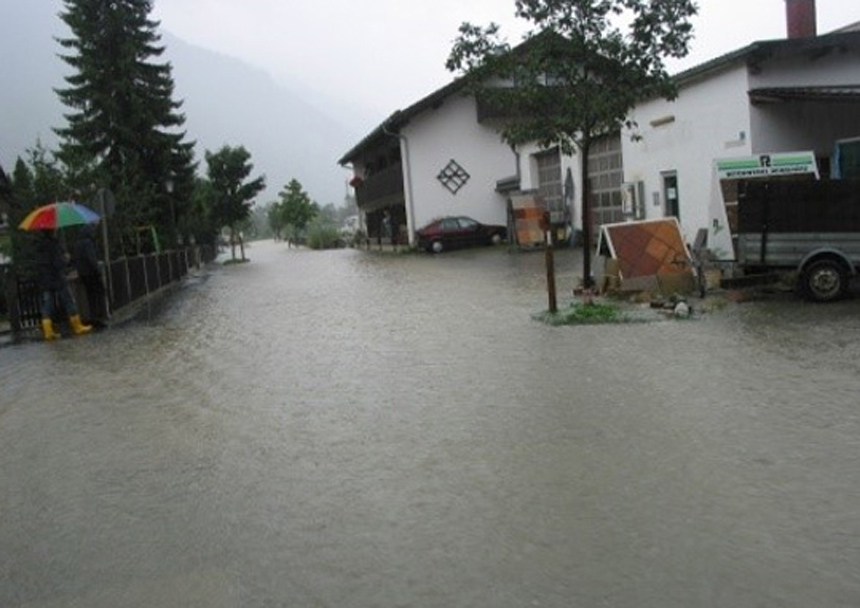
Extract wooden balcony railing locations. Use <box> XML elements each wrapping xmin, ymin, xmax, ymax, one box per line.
<box><xmin>355</xmin><ymin>163</ymin><xmax>405</xmax><ymax>209</ymax></box>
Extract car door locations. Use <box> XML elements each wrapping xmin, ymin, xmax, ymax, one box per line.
<box><xmin>439</xmin><ymin>218</ymin><xmax>462</xmax><ymax>248</ymax></box>
<box><xmin>456</xmin><ymin>217</ymin><xmax>481</xmax><ymax>247</ymax></box>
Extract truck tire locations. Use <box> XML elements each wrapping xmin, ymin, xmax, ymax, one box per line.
<box><xmin>800</xmin><ymin>258</ymin><xmax>848</xmax><ymax>302</ymax></box>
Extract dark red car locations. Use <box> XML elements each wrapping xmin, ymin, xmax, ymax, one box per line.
<box><xmin>416</xmin><ymin>216</ymin><xmax>507</xmax><ymax>253</ymax></box>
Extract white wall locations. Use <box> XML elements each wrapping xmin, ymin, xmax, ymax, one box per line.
<box><xmin>749</xmin><ymin>48</ymin><xmax>860</xmax><ymax>157</ymax></box>
<box><xmin>622</xmin><ymin>64</ymin><xmax>752</xmax><ymax>250</ymax></box>
<box><xmin>401</xmin><ymin>95</ymin><xmax>516</xmax><ymax>236</ymax></box>
<box><xmin>751</xmin><ymin>101</ymin><xmax>860</xmax><ymax>158</ymax></box>
<box><xmin>750</xmin><ymin>46</ymin><xmax>860</xmax><ymax>89</ymax></box>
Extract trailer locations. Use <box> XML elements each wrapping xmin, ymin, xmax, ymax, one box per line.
<box><xmin>731</xmin><ymin>179</ymin><xmax>860</xmax><ymax>302</ymax></box>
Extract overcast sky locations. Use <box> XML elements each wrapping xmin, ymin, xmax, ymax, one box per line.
<box><xmin>151</xmin><ymin>0</ymin><xmax>860</xmax><ymax>130</ymax></box>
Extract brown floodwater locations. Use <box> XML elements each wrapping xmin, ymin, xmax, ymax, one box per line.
<box><xmin>2</xmin><ymin>240</ymin><xmax>860</xmax><ymax>607</ymax></box>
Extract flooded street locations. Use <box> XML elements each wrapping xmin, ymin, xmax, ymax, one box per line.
<box><xmin>2</xmin><ymin>240</ymin><xmax>860</xmax><ymax>607</ymax></box>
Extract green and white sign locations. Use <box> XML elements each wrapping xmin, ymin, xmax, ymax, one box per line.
<box><xmin>716</xmin><ymin>151</ymin><xmax>818</xmax><ymax>180</ymax></box>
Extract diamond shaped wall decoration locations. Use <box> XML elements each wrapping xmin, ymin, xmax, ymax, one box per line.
<box><xmin>437</xmin><ymin>159</ymin><xmax>470</xmax><ymax>195</ymax></box>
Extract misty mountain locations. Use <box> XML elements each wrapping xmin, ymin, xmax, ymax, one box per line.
<box><xmin>0</xmin><ymin>0</ymin><xmax>369</xmax><ymax>206</ymax></box>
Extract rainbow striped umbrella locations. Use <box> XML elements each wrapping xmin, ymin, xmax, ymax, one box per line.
<box><xmin>18</xmin><ymin>201</ymin><xmax>100</xmax><ymax>231</ymax></box>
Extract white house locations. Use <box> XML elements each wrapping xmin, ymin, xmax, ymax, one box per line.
<box><xmin>338</xmin><ymin>77</ymin><xmax>619</xmax><ymax>249</ymax></box>
<box><xmin>338</xmin><ymin>81</ymin><xmax>518</xmax><ymax>248</ymax></box>
<box><xmin>340</xmin><ymin>0</ymin><xmax>860</xmax><ymax>258</ymax></box>
<box><xmin>622</xmin><ymin>0</ymin><xmax>860</xmax><ymax>256</ymax></box>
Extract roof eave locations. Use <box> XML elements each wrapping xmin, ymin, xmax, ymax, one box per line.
<box><xmin>338</xmin><ymin>77</ymin><xmax>472</xmax><ymax>165</ymax></box>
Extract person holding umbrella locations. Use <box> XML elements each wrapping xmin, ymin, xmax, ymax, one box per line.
<box><xmin>34</xmin><ymin>229</ymin><xmax>92</xmax><ymax>339</ymax></box>
<box><xmin>20</xmin><ymin>201</ymin><xmax>97</xmax><ymax>340</ymax></box>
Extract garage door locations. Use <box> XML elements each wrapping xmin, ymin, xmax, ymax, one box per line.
<box><xmin>588</xmin><ymin>134</ymin><xmax>624</xmax><ymax>230</ymax></box>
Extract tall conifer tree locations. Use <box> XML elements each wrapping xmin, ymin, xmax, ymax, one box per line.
<box><xmin>55</xmin><ymin>0</ymin><xmax>195</xmax><ymax>249</ymax></box>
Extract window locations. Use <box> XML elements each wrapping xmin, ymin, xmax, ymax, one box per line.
<box><xmin>458</xmin><ymin>217</ymin><xmax>478</xmax><ymax>229</ymax></box>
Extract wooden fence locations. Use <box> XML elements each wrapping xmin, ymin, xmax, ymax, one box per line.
<box><xmin>1</xmin><ymin>244</ymin><xmax>216</xmax><ymax>341</ymax></box>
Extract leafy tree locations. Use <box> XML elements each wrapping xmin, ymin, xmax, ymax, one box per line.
<box><xmin>55</xmin><ymin>0</ymin><xmax>196</xmax><ymax>252</ymax></box>
<box><xmin>204</xmin><ymin>145</ymin><xmax>265</xmax><ymax>261</ymax></box>
<box><xmin>183</xmin><ymin>177</ymin><xmax>220</xmax><ymax>248</ymax></box>
<box><xmin>275</xmin><ymin>179</ymin><xmax>318</xmax><ymax>245</ymax></box>
<box><xmin>265</xmin><ymin>202</ymin><xmax>288</xmax><ymax>241</ymax></box>
<box><xmin>447</xmin><ymin>0</ymin><xmax>697</xmax><ymax>288</ymax></box>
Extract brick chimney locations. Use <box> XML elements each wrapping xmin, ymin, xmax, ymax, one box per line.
<box><xmin>785</xmin><ymin>0</ymin><xmax>817</xmax><ymax>39</ymax></box>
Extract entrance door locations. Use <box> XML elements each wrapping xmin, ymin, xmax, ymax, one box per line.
<box><xmin>663</xmin><ymin>172</ymin><xmax>680</xmax><ymax>219</ymax></box>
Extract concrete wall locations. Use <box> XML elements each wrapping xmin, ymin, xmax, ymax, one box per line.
<box><xmin>750</xmin><ymin>46</ymin><xmax>860</xmax><ymax>89</ymax></box>
<box><xmin>400</xmin><ymin>95</ymin><xmax>516</xmax><ymax>235</ymax></box>
<box><xmin>622</xmin><ymin>64</ymin><xmax>752</xmax><ymax>249</ymax></box>
<box><xmin>749</xmin><ymin>49</ymin><xmax>860</xmax><ymax>159</ymax></box>
<box><xmin>751</xmin><ymin>101</ymin><xmax>860</xmax><ymax>160</ymax></box>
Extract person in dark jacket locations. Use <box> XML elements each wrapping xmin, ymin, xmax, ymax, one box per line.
<box><xmin>35</xmin><ymin>229</ymin><xmax>92</xmax><ymax>340</ymax></box>
<box><xmin>73</xmin><ymin>223</ymin><xmax>107</xmax><ymax>328</ymax></box>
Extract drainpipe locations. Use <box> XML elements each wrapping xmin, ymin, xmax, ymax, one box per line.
<box><xmin>511</xmin><ymin>144</ymin><xmax>522</xmax><ymax>186</ymax></box>
<box><xmin>382</xmin><ymin>123</ymin><xmax>417</xmax><ymax>247</ymax></box>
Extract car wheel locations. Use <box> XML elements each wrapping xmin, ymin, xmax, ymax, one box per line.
<box><xmin>490</xmin><ymin>232</ymin><xmax>503</xmax><ymax>245</ymax></box>
<box><xmin>801</xmin><ymin>258</ymin><xmax>848</xmax><ymax>302</ymax></box>
<box><xmin>431</xmin><ymin>240</ymin><xmax>444</xmax><ymax>254</ymax></box>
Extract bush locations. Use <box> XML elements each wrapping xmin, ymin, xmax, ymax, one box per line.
<box><xmin>306</xmin><ymin>223</ymin><xmax>343</xmax><ymax>250</ymax></box>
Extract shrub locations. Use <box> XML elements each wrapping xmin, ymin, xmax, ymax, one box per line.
<box><xmin>534</xmin><ymin>302</ymin><xmax>627</xmax><ymax>326</ymax></box>
<box><xmin>306</xmin><ymin>223</ymin><xmax>343</xmax><ymax>250</ymax></box>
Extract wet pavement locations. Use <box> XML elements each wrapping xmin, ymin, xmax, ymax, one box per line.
<box><xmin>1</xmin><ymin>240</ymin><xmax>860</xmax><ymax>607</ymax></box>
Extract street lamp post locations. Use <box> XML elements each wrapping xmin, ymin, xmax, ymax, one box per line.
<box><xmin>165</xmin><ymin>177</ymin><xmax>176</xmax><ymax>249</ymax></box>
<box><xmin>96</xmin><ymin>188</ymin><xmax>114</xmax><ymax>319</ymax></box>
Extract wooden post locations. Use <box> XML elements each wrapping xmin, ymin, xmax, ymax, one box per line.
<box><xmin>544</xmin><ymin>211</ymin><xmax>558</xmax><ymax>314</ymax></box>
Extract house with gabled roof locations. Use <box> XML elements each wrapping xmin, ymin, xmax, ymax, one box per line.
<box><xmin>340</xmin><ymin>0</ymin><xmax>860</xmax><ymax>260</ymax></box>
<box><xmin>621</xmin><ymin>0</ymin><xmax>860</xmax><ymax>256</ymax></box>
<box><xmin>337</xmin><ymin>72</ymin><xmax>620</xmax><ymax>249</ymax></box>
<box><xmin>337</xmin><ymin>78</ymin><xmax>520</xmax><ymax>248</ymax></box>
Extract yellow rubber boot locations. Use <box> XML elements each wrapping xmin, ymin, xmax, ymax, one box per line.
<box><xmin>41</xmin><ymin>318</ymin><xmax>61</xmax><ymax>341</ymax></box>
<box><xmin>69</xmin><ymin>314</ymin><xmax>92</xmax><ymax>336</ymax></box>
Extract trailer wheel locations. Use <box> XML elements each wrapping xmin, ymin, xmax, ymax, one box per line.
<box><xmin>801</xmin><ymin>258</ymin><xmax>848</xmax><ymax>302</ymax></box>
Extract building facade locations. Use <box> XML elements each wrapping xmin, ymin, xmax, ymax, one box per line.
<box><xmin>622</xmin><ymin>3</ymin><xmax>860</xmax><ymax>256</ymax></box>
<box><xmin>341</xmin><ymin>0</ymin><xmax>860</xmax><ymax>257</ymax></box>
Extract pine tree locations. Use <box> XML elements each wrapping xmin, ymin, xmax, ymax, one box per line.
<box><xmin>55</xmin><ymin>0</ymin><xmax>196</xmax><ymax>251</ymax></box>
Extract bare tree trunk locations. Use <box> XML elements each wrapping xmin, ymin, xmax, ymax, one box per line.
<box><xmin>579</xmin><ymin>139</ymin><xmax>594</xmax><ymax>291</ymax></box>
<box><xmin>229</xmin><ymin>225</ymin><xmax>237</xmax><ymax>261</ymax></box>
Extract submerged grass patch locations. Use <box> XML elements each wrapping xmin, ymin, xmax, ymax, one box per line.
<box><xmin>222</xmin><ymin>258</ymin><xmax>251</xmax><ymax>266</ymax></box>
<box><xmin>534</xmin><ymin>301</ymin><xmax>631</xmax><ymax>326</ymax></box>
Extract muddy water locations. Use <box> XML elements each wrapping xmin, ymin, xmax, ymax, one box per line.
<box><xmin>2</xmin><ymin>240</ymin><xmax>860</xmax><ymax>607</ymax></box>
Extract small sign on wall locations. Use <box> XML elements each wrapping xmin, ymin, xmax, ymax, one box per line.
<box><xmin>715</xmin><ymin>151</ymin><xmax>818</xmax><ymax>181</ymax></box>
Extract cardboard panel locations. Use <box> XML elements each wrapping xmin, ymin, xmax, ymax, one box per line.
<box><xmin>598</xmin><ymin>218</ymin><xmax>696</xmax><ymax>295</ymax></box>
<box><xmin>510</xmin><ymin>194</ymin><xmax>546</xmax><ymax>247</ymax></box>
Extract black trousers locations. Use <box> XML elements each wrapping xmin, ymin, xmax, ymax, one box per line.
<box><xmin>80</xmin><ymin>273</ymin><xmax>107</xmax><ymax>323</ymax></box>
